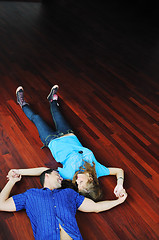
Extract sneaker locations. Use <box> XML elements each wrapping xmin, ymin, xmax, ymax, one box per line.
<box><xmin>47</xmin><ymin>85</ymin><xmax>59</xmax><ymax>102</ymax></box>
<box><xmin>16</xmin><ymin>86</ymin><xmax>28</xmax><ymax>108</ymax></box>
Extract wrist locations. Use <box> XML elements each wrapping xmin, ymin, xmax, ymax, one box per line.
<box><xmin>8</xmin><ymin>178</ymin><xmax>17</xmax><ymax>185</ymax></box>
<box><xmin>117</xmin><ymin>182</ymin><xmax>123</xmax><ymax>186</ymax></box>
<box><xmin>117</xmin><ymin>177</ymin><xmax>124</xmax><ymax>185</ymax></box>
<box><xmin>18</xmin><ymin>169</ymin><xmax>22</xmax><ymax>175</ymax></box>
<box><xmin>117</xmin><ymin>177</ymin><xmax>124</xmax><ymax>181</ymax></box>
<box><xmin>118</xmin><ymin>198</ymin><xmax>123</xmax><ymax>204</ymax></box>
<box><xmin>116</xmin><ymin>198</ymin><xmax>123</xmax><ymax>205</ymax></box>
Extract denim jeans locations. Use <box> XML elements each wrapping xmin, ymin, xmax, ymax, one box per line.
<box><xmin>22</xmin><ymin>101</ymin><xmax>74</xmax><ymax>147</ymax></box>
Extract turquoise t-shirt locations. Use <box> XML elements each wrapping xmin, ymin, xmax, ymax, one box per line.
<box><xmin>48</xmin><ymin>135</ymin><xmax>110</xmax><ymax>180</ymax></box>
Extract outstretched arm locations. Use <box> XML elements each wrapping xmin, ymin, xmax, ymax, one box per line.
<box><xmin>7</xmin><ymin>167</ymin><xmax>49</xmax><ymax>179</ymax></box>
<box><xmin>78</xmin><ymin>190</ymin><xmax>127</xmax><ymax>213</ymax></box>
<box><xmin>0</xmin><ymin>175</ymin><xmax>21</xmax><ymax>212</ymax></box>
<box><xmin>108</xmin><ymin>168</ymin><xmax>124</xmax><ymax>197</ymax></box>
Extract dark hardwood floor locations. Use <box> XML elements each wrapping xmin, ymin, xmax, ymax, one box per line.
<box><xmin>0</xmin><ymin>1</ymin><xmax>159</xmax><ymax>239</ymax></box>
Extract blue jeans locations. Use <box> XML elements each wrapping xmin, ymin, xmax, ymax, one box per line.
<box><xmin>22</xmin><ymin>101</ymin><xmax>74</xmax><ymax>147</ymax></box>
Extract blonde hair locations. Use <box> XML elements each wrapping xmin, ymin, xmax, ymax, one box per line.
<box><xmin>72</xmin><ymin>161</ymin><xmax>103</xmax><ymax>201</ymax></box>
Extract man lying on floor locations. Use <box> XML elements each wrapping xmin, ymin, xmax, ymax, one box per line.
<box><xmin>0</xmin><ymin>168</ymin><xmax>127</xmax><ymax>240</ymax></box>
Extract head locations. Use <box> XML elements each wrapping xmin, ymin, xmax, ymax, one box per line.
<box><xmin>40</xmin><ymin>169</ymin><xmax>63</xmax><ymax>190</ymax></box>
<box><xmin>72</xmin><ymin>161</ymin><xmax>103</xmax><ymax>201</ymax></box>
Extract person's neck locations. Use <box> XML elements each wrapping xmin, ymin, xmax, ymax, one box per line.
<box><xmin>43</xmin><ymin>184</ymin><xmax>56</xmax><ymax>191</ymax></box>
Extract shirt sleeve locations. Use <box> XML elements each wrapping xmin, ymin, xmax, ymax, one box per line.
<box><xmin>12</xmin><ymin>191</ymin><xmax>27</xmax><ymax>211</ymax></box>
<box><xmin>95</xmin><ymin>161</ymin><xmax>110</xmax><ymax>178</ymax></box>
<box><xmin>74</xmin><ymin>191</ymin><xmax>85</xmax><ymax>209</ymax></box>
<box><xmin>89</xmin><ymin>153</ymin><xmax>110</xmax><ymax>178</ymax></box>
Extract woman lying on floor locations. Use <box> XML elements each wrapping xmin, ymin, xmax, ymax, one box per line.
<box><xmin>8</xmin><ymin>85</ymin><xmax>125</xmax><ymax>201</ymax></box>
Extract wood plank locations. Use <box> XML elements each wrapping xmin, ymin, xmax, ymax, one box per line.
<box><xmin>0</xmin><ymin>1</ymin><xmax>158</xmax><ymax>239</ymax></box>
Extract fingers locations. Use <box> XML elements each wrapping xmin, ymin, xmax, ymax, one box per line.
<box><xmin>7</xmin><ymin>169</ymin><xmax>19</xmax><ymax>180</ymax></box>
<box><xmin>9</xmin><ymin>174</ymin><xmax>22</xmax><ymax>183</ymax></box>
<box><xmin>6</xmin><ymin>170</ymin><xmax>21</xmax><ymax>182</ymax></box>
<box><xmin>114</xmin><ymin>185</ymin><xmax>124</xmax><ymax>197</ymax></box>
<box><xmin>119</xmin><ymin>190</ymin><xmax>128</xmax><ymax>202</ymax></box>
<box><xmin>17</xmin><ymin>174</ymin><xmax>22</xmax><ymax>181</ymax></box>
<box><xmin>119</xmin><ymin>188</ymin><xmax>126</xmax><ymax>197</ymax></box>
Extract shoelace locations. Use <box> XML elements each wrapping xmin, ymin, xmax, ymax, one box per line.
<box><xmin>18</xmin><ymin>92</ymin><xmax>24</xmax><ymax>103</ymax></box>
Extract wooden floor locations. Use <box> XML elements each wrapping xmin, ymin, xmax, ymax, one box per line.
<box><xmin>0</xmin><ymin>1</ymin><xmax>159</xmax><ymax>239</ymax></box>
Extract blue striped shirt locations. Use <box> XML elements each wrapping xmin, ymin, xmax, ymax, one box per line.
<box><xmin>12</xmin><ymin>188</ymin><xmax>85</xmax><ymax>240</ymax></box>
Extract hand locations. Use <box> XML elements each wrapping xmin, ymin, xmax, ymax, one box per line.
<box><xmin>7</xmin><ymin>169</ymin><xmax>20</xmax><ymax>179</ymax></box>
<box><xmin>7</xmin><ymin>169</ymin><xmax>21</xmax><ymax>183</ymax></box>
<box><xmin>114</xmin><ymin>184</ymin><xmax>124</xmax><ymax>197</ymax></box>
<box><xmin>118</xmin><ymin>190</ymin><xmax>127</xmax><ymax>203</ymax></box>
<box><xmin>7</xmin><ymin>174</ymin><xmax>22</xmax><ymax>184</ymax></box>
